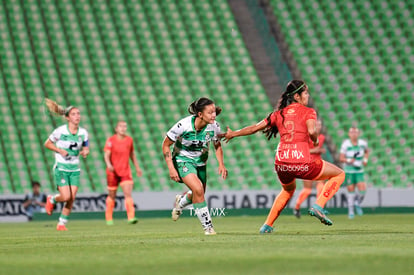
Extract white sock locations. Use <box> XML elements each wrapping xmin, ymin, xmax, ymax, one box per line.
<box><xmin>195</xmin><ymin>206</ymin><xmax>213</xmax><ymax>230</ymax></box>
<box><xmin>179</xmin><ymin>191</ymin><xmax>192</xmax><ymax>208</ymax></box>
<box><xmin>50</xmin><ymin>195</ymin><xmax>57</xmax><ymax>204</ymax></box>
<box><xmin>58</xmin><ymin>216</ymin><xmax>68</xmax><ymax>225</ymax></box>
<box><xmin>348</xmin><ymin>192</ymin><xmax>355</xmax><ymax>215</ymax></box>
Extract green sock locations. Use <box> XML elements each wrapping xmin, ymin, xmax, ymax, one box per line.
<box><xmin>193</xmin><ymin>201</ymin><xmax>207</xmax><ymax>209</ymax></box>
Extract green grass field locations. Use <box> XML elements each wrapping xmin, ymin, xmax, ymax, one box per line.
<box><xmin>1</xmin><ymin>214</ymin><xmax>413</xmax><ymax>275</ymax></box>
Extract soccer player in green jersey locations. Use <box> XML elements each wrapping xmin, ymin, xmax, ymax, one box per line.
<box><xmin>339</xmin><ymin>127</ymin><xmax>369</xmax><ymax>219</ymax></box>
<box><xmin>162</xmin><ymin>97</ymin><xmax>228</xmax><ymax>235</ymax></box>
<box><xmin>44</xmin><ymin>99</ymin><xmax>89</xmax><ymax>230</ymax></box>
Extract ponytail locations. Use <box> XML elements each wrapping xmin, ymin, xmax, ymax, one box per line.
<box><xmin>263</xmin><ymin>80</ymin><xmax>306</xmax><ymax>139</ymax></box>
<box><xmin>45</xmin><ymin>98</ymin><xmax>75</xmax><ymax>117</ymax></box>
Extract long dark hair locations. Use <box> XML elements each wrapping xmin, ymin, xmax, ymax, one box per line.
<box><xmin>263</xmin><ymin>80</ymin><xmax>307</xmax><ymax>140</ymax></box>
<box><xmin>188</xmin><ymin>97</ymin><xmax>222</xmax><ymax>116</ymax></box>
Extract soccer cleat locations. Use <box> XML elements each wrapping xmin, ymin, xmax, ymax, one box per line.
<box><xmin>348</xmin><ymin>214</ymin><xmax>355</xmax><ymax>219</ymax></box>
<box><xmin>106</xmin><ymin>220</ymin><xmax>114</xmax><ymax>226</ymax></box>
<box><xmin>45</xmin><ymin>195</ymin><xmax>54</xmax><ymax>215</ymax></box>
<box><xmin>308</xmin><ymin>204</ymin><xmax>333</xmax><ymax>226</ymax></box>
<box><xmin>171</xmin><ymin>194</ymin><xmax>183</xmax><ymax>221</ymax></box>
<box><xmin>56</xmin><ymin>224</ymin><xmax>68</xmax><ymax>231</ymax></box>
<box><xmin>128</xmin><ymin>217</ymin><xmax>138</xmax><ymax>224</ymax></box>
<box><xmin>204</xmin><ymin>227</ymin><xmax>217</xmax><ymax>235</ymax></box>
<box><xmin>259</xmin><ymin>224</ymin><xmax>274</xmax><ymax>234</ymax></box>
<box><xmin>355</xmin><ymin>205</ymin><xmax>363</xmax><ymax>216</ymax></box>
<box><xmin>294</xmin><ymin>209</ymin><xmax>301</xmax><ymax>219</ymax></box>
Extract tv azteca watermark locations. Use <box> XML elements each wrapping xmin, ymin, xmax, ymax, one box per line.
<box><xmin>188</xmin><ymin>208</ymin><xmax>227</xmax><ymax>217</ymax></box>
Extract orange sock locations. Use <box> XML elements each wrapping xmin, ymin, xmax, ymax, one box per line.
<box><xmin>105</xmin><ymin>196</ymin><xmax>115</xmax><ymax>221</ymax></box>
<box><xmin>264</xmin><ymin>186</ymin><xmax>295</xmax><ymax>227</ymax></box>
<box><xmin>316</xmin><ymin>172</ymin><xmax>345</xmax><ymax>208</ymax></box>
<box><xmin>295</xmin><ymin>188</ymin><xmax>312</xmax><ymax>210</ymax></box>
<box><xmin>125</xmin><ymin>197</ymin><xmax>135</xmax><ymax>220</ymax></box>
<box><xmin>316</xmin><ymin>181</ymin><xmax>324</xmax><ymax>197</ymax></box>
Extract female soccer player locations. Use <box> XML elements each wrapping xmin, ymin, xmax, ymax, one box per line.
<box><xmin>104</xmin><ymin>120</ymin><xmax>143</xmax><ymax>225</ymax></box>
<box><xmin>44</xmin><ymin>98</ymin><xmax>89</xmax><ymax>231</ymax></box>
<box><xmin>221</xmin><ymin>80</ymin><xmax>345</xmax><ymax>233</ymax></box>
<box><xmin>162</xmin><ymin>97</ymin><xmax>228</xmax><ymax>235</ymax></box>
<box><xmin>293</xmin><ymin>119</ymin><xmax>326</xmax><ymax>218</ymax></box>
<box><xmin>339</xmin><ymin>127</ymin><xmax>369</xmax><ymax>219</ymax></box>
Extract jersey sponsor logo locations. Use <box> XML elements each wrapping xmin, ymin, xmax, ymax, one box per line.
<box><xmin>323</xmin><ymin>181</ymin><xmax>338</xmax><ymax>198</ymax></box>
<box><xmin>277</xmin><ymin>149</ymin><xmax>305</xmax><ymax>160</ymax></box>
<box><xmin>182</xmin><ymin>165</ymin><xmax>189</xmax><ymax>173</ymax></box>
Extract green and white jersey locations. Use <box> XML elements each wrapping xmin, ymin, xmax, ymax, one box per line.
<box><xmin>340</xmin><ymin>139</ymin><xmax>368</xmax><ymax>173</ymax></box>
<box><xmin>49</xmin><ymin>124</ymin><xmax>89</xmax><ymax>172</ymax></box>
<box><xmin>167</xmin><ymin>116</ymin><xmax>221</xmax><ymax>166</ymax></box>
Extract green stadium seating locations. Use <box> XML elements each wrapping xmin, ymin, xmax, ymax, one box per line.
<box><xmin>270</xmin><ymin>0</ymin><xmax>414</xmax><ymax>187</ymax></box>
<box><xmin>0</xmin><ymin>0</ymin><xmax>274</xmax><ymax>193</ymax></box>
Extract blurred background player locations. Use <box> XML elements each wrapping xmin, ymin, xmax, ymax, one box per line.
<box><xmin>221</xmin><ymin>80</ymin><xmax>345</xmax><ymax>233</ymax></box>
<box><xmin>339</xmin><ymin>127</ymin><xmax>369</xmax><ymax>219</ymax></box>
<box><xmin>22</xmin><ymin>181</ymin><xmax>47</xmax><ymax>221</ymax></box>
<box><xmin>293</xmin><ymin>119</ymin><xmax>326</xmax><ymax>218</ymax></box>
<box><xmin>162</xmin><ymin>97</ymin><xmax>228</xmax><ymax>235</ymax></box>
<box><xmin>104</xmin><ymin>120</ymin><xmax>143</xmax><ymax>225</ymax></box>
<box><xmin>44</xmin><ymin>99</ymin><xmax>89</xmax><ymax>231</ymax></box>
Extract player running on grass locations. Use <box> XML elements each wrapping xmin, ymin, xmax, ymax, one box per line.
<box><xmin>293</xmin><ymin>119</ymin><xmax>326</xmax><ymax>218</ymax></box>
<box><xmin>104</xmin><ymin>120</ymin><xmax>143</xmax><ymax>225</ymax></box>
<box><xmin>221</xmin><ymin>80</ymin><xmax>345</xmax><ymax>233</ymax></box>
<box><xmin>339</xmin><ymin>127</ymin><xmax>369</xmax><ymax>219</ymax></box>
<box><xmin>162</xmin><ymin>97</ymin><xmax>228</xmax><ymax>235</ymax></box>
<box><xmin>44</xmin><ymin>99</ymin><xmax>89</xmax><ymax>231</ymax></box>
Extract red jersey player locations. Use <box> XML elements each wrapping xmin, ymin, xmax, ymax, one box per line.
<box><xmin>221</xmin><ymin>80</ymin><xmax>345</xmax><ymax>233</ymax></box>
<box><xmin>104</xmin><ymin>121</ymin><xmax>143</xmax><ymax>225</ymax></box>
<box><xmin>294</xmin><ymin>120</ymin><xmax>326</xmax><ymax>218</ymax></box>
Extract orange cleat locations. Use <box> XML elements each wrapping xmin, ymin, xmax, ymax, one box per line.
<box><xmin>56</xmin><ymin>224</ymin><xmax>68</xmax><ymax>231</ymax></box>
<box><xmin>45</xmin><ymin>195</ymin><xmax>54</xmax><ymax>215</ymax></box>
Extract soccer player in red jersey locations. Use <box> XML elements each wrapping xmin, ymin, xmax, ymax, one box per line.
<box><xmin>104</xmin><ymin>121</ymin><xmax>143</xmax><ymax>225</ymax></box>
<box><xmin>221</xmin><ymin>80</ymin><xmax>345</xmax><ymax>233</ymax></box>
<box><xmin>293</xmin><ymin>120</ymin><xmax>326</xmax><ymax>218</ymax></box>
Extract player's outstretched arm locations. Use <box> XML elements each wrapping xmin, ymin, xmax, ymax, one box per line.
<box><xmin>220</xmin><ymin>120</ymin><xmax>267</xmax><ymax>143</ymax></box>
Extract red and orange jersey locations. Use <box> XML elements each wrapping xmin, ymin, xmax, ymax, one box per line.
<box><xmin>308</xmin><ymin>134</ymin><xmax>325</xmax><ymax>161</ymax></box>
<box><xmin>104</xmin><ymin>135</ymin><xmax>134</xmax><ymax>176</ymax></box>
<box><xmin>265</xmin><ymin>103</ymin><xmax>317</xmax><ymax>163</ymax></box>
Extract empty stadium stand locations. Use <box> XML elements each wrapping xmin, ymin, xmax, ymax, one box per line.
<box><xmin>269</xmin><ymin>0</ymin><xmax>413</xmax><ymax>187</ymax></box>
<box><xmin>0</xmin><ymin>0</ymin><xmax>275</xmax><ymax>193</ymax></box>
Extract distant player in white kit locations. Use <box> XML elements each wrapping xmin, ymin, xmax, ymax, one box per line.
<box><xmin>339</xmin><ymin>127</ymin><xmax>369</xmax><ymax>219</ymax></box>
<box><xmin>162</xmin><ymin>97</ymin><xmax>228</xmax><ymax>235</ymax></box>
<box><xmin>44</xmin><ymin>99</ymin><xmax>89</xmax><ymax>231</ymax></box>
